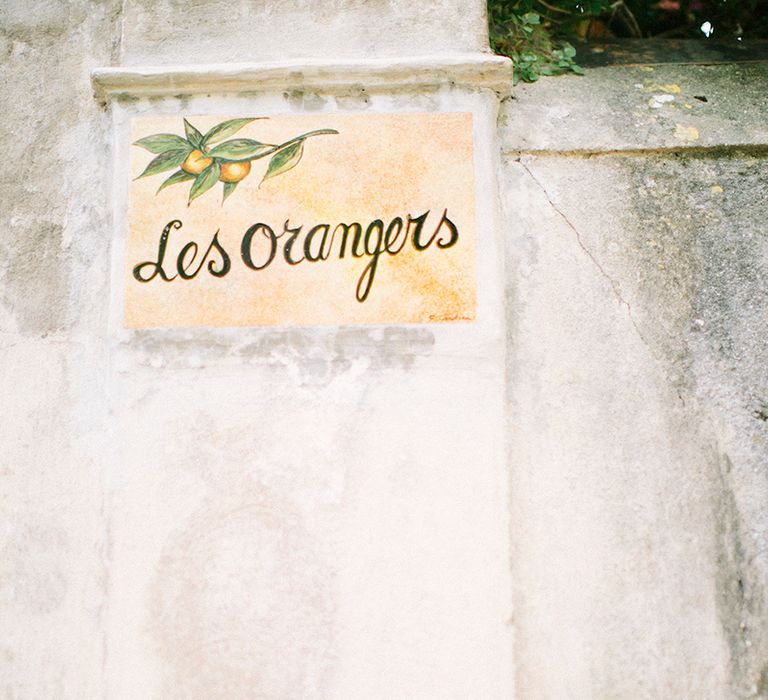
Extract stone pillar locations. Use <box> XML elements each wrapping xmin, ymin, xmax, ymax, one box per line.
<box><xmin>92</xmin><ymin>1</ymin><xmax>513</xmax><ymax>696</ymax></box>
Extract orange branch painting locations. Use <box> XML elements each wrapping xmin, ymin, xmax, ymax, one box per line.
<box><xmin>133</xmin><ymin>117</ymin><xmax>338</xmax><ymax>205</ymax></box>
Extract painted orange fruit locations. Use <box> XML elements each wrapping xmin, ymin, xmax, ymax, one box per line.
<box><xmin>219</xmin><ymin>161</ymin><xmax>251</xmax><ymax>183</ymax></box>
<box><xmin>182</xmin><ymin>149</ymin><xmax>213</xmax><ymax>175</ymax></box>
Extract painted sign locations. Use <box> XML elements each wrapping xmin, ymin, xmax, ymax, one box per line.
<box><xmin>126</xmin><ymin>113</ymin><xmax>476</xmax><ymax>328</ymax></box>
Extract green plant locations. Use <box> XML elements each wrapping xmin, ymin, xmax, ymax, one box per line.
<box><xmin>489</xmin><ymin>1</ymin><xmax>611</xmax><ymax>83</ymax></box>
<box><xmin>133</xmin><ymin>117</ymin><xmax>338</xmax><ymax>205</ymax></box>
<box><xmin>489</xmin><ymin>0</ymin><xmax>768</xmax><ymax>84</ymax></box>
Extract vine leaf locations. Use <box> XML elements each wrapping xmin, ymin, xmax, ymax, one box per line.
<box><xmin>157</xmin><ymin>169</ymin><xmax>195</xmax><ymax>193</ymax></box>
<box><xmin>136</xmin><ymin>149</ymin><xmax>190</xmax><ymax>179</ymax></box>
<box><xmin>202</xmin><ymin>118</ymin><xmax>263</xmax><ymax>147</ymax></box>
<box><xmin>184</xmin><ymin>119</ymin><xmax>204</xmax><ymax>149</ymax></box>
<box><xmin>222</xmin><ymin>181</ymin><xmax>238</xmax><ymax>203</ymax></box>
<box><xmin>133</xmin><ymin>134</ymin><xmax>191</xmax><ymax>154</ymax></box>
<box><xmin>261</xmin><ymin>140</ymin><xmax>304</xmax><ymax>184</ymax></box>
<box><xmin>189</xmin><ymin>161</ymin><xmax>221</xmax><ymax>204</ymax></box>
<box><xmin>207</xmin><ymin>138</ymin><xmax>274</xmax><ymax>161</ymax></box>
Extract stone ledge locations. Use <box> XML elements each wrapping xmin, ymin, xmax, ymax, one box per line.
<box><xmin>500</xmin><ymin>61</ymin><xmax>768</xmax><ymax>153</ymax></box>
<box><xmin>92</xmin><ymin>54</ymin><xmax>513</xmax><ymax>99</ymax></box>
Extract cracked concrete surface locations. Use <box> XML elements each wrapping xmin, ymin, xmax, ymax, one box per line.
<box><xmin>502</xmin><ymin>52</ymin><xmax>768</xmax><ymax>699</ymax></box>
<box><xmin>520</xmin><ymin>160</ymin><xmax>654</xmax><ymax>354</ymax></box>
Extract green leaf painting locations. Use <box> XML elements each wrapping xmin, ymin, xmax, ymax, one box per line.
<box><xmin>133</xmin><ymin>118</ymin><xmax>338</xmax><ymax>205</ymax></box>
<box><xmin>201</xmin><ymin>118</ymin><xmax>262</xmax><ymax>147</ymax></box>
<box><xmin>184</xmin><ymin>118</ymin><xmax>204</xmax><ymax>148</ymax></box>
<box><xmin>262</xmin><ymin>140</ymin><xmax>304</xmax><ymax>184</ymax></box>
<box><xmin>189</xmin><ymin>161</ymin><xmax>221</xmax><ymax>205</ymax></box>
<box><xmin>157</xmin><ymin>169</ymin><xmax>195</xmax><ymax>194</ymax></box>
<box><xmin>206</xmin><ymin>138</ymin><xmax>273</xmax><ymax>161</ymax></box>
<box><xmin>136</xmin><ymin>148</ymin><xmax>190</xmax><ymax>179</ymax></box>
<box><xmin>133</xmin><ymin>133</ymin><xmax>192</xmax><ymax>154</ymax></box>
<box><xmin>222</xmin><ymin>181</ymin><xmax>238</xmax><ymax>203</ymax></box>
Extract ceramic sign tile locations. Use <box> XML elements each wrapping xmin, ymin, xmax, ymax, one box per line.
<box><xmin>125</xmin><ymin>112</ymin><xmax>476</xmax><ymax>328</ymax></box>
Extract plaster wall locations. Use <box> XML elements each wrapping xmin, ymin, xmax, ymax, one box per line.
<box><xmin>1</xmin><ymin>1</ymin><xmax>514</xmax><ymax>698</ymax></box>
<box><xmin>103</xmin><ymin>87</ymin><xmax>513</xmax><ymax>699</ymax></box>
<box><xmin>0</xmin><ymin>2</ymin><xmax>117</xmax><ymax>697</ymax></box>
<box><xmin>117</xmin><ymin>0</ymin><xmax>490</xmax><ymax>66</ymax></box>
<box><xmin>1</xmin><ymin>2</ymin><xmax>767</xmax><ymax>698</ymax></box>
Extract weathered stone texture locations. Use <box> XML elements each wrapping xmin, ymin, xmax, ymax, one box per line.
<box><xmin>501</xmin><ymin>55</ymin><xmax>768</xmax><ymax>698</ymax></box>
<box><xmin>0</xmin><ymin>0</ymin><xmax>120</xmax><ymax>697</ymax></box>
<box><xmin>118</xmin><ymin>0</ymin><xmax>490</xmax><ymax>66</ymax></box>
<box><xmin>2</xmin><ymin>0</ymin><xmax>767</xmax><ymax>695</ymax></box>
<box><xmin>502</xmin><ymin>61</ymin><xmax>768</xmax><ymax>152</ymax></box>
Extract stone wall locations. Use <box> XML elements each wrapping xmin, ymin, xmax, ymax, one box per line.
<box><xmin>0</xmin><ymin>2</ymin><xmax>118</xmax><ymax>696</ymax></box>
<box><xmin>1</xmin><ymin>0</ymin><xmax>766</xmax><ymax>696</ymax></box>
<box><xmin>501</xmin><ymin>50</ymin><xmax>768</xmax><ymax>698</ymax></box>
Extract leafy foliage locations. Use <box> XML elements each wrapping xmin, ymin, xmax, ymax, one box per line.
<box><xmin>489</xmin><ymin>0</ymin><xmax>768</xmax><ymax>84</ymax></box>
<box><xmin>615</xmin><ymin>0</ymin><xmax>768</xmax><ymax>40</ymax></box>
<box><xmin>133</xmin><ymin>118</ymin><xmax>339</xmax><ymax>205</ymax></box>
<box><xmin>489</xmin><ymin>1</ymin><xmax>610</xmax><ymax>83</ymax></box>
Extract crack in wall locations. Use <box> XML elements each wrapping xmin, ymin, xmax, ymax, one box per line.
<box><xmin>519</xmin><ymin>161</ymin><xmax>689</xmax><ymax>407</ymax></box>
<box><xmin>520</xmin><ymin>162</ymin><xmax>652</xmax><ymax>350</ymax></box>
